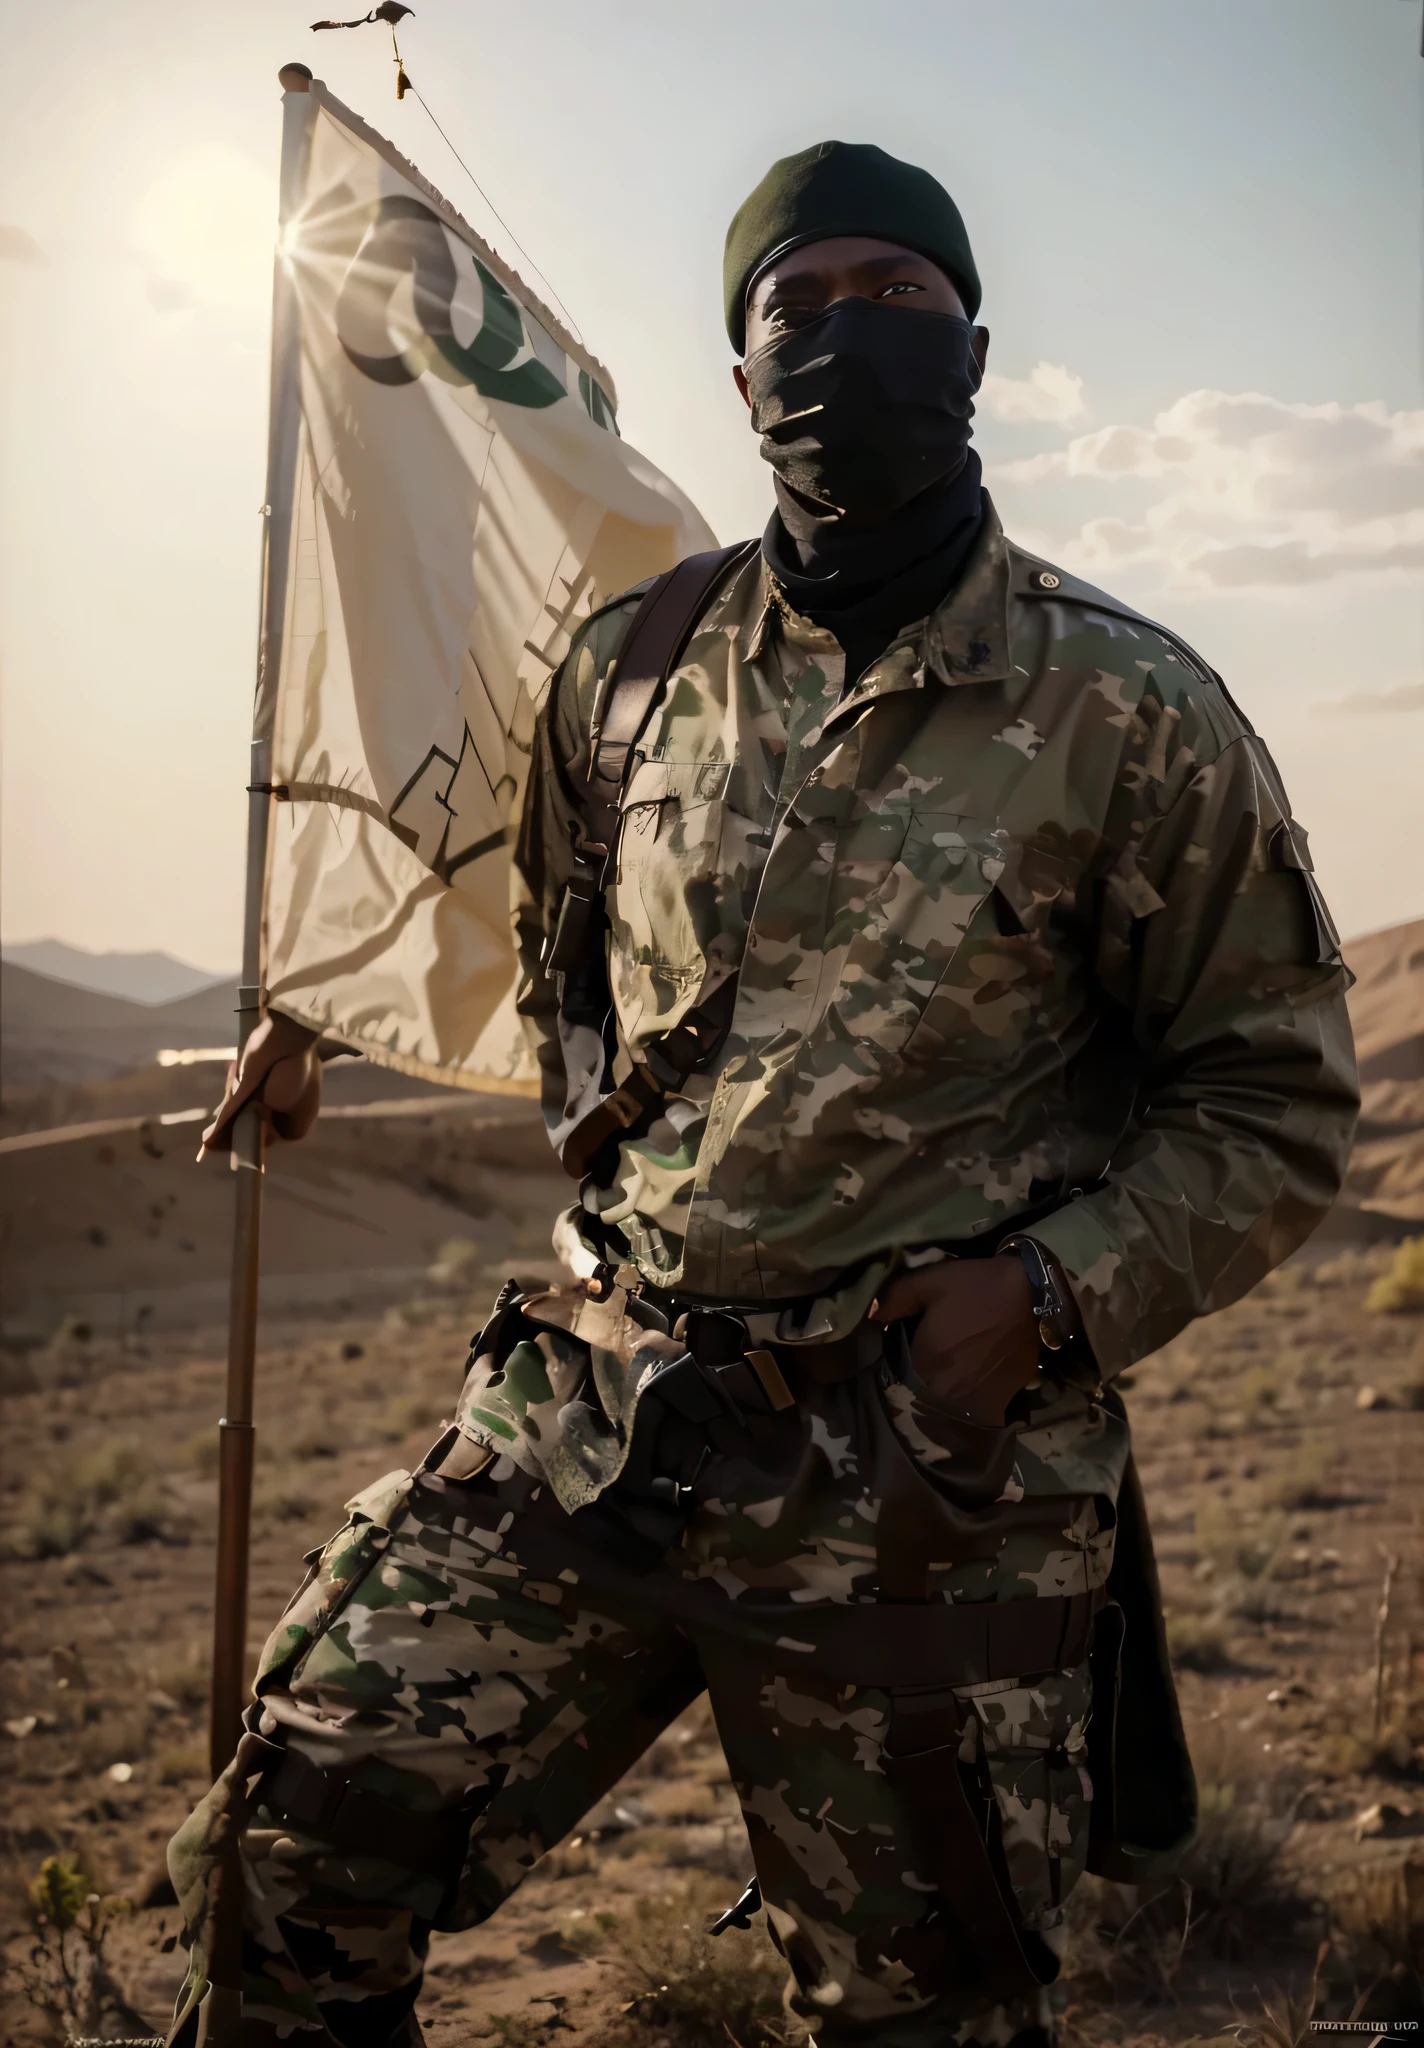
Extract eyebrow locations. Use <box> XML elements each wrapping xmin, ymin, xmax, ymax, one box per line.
<box><xmin>759</xmin><ymin>250</ymin><xmax>931</xmax><ymax>308</ymax></box>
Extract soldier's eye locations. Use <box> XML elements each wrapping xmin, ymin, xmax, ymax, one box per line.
<box><xmin>878</xmin><ymin>281</ymin><xmax>922</xmax><ymax>298</ymax></box>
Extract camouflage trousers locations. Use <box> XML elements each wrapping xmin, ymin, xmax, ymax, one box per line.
<box><xmin>169</xmin><ymin>1332</ymin><xmax>1125</xmax><ymax>2048</ymax></box>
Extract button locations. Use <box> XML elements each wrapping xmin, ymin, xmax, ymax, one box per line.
<box><xmin>1036</xmin><ymin>570</ymin><xmax>1061</xmax><ymax>590</ymax></box>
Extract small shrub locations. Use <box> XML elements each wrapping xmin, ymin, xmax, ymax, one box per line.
<box><xmin>178</xmin><ymin>1426</ymin><xmax>221</xmax><ymax>1478</ymax></box>
<box><xmin>381</xmin><ymin>1392</ymin><xmax>445</xmax><ymax>1441</ymax></box>
<box><xmin>1232</xmin><ymin>1941</ymin><xmax>1329</xmax><ymax>2048</ymax></box>
<box><xmin>155</xmin><ymin>1740</ymin><xmax>208</xmax><ymax>1786</ymax></box>
<box><xmin>254</xmin><ymin>1470</ymin><xmax>319</xmax><ymax>1523</ymax></box>
<box><xmin>559</xmin><ymin>1909</ymin><xmax>618</xmax><ymax>1956</ymax></box>
<box><xmin>1240</xmin><ymin>1364</ymin><xmax>1284</xmax><ymax>1416</ymax></box>
<box><xmin>1195</xmin><ymin>1501</ymin><xmax>1288</xmax><ymax>1582</ymax></box>
<box><xmin>429</xmin><ymin>1237</ymin><xmax>481</xmax><ymax>1287</ymax></box>
<box><xmin>1262</xmin><ymin>1445</ymin><xmax>1333</xmax><ymax>1512</ymax></box>
<box><xmin>8</xmin><ymin>1852</ymin><xmax>148</xmax><ymax>2039</ymax></box>
<box><xmin>1176</xmin><ymin>1778</ymin><xmax>1303</xmax><ymax>1956</ymax></box>
<box><xmin>0</xmin><ymin>1440</ymin><xmax>169</xmax><ymax>1559</ymax></box>
<box><xmin>148</xmin><ymin>1637</ymin><xmax>209</xmax><ymax>1713</ymax></box>
<box><xmin>475</xmin><ymin>2016</ymin><xmax>563</xmax><ymax>2047</ymax></box>
<box><xmin>541</xmin><ymin>1837</ymin><xmax>599</xmax><ymax>1880</ymax></box>
<box><xmin>1167</xmin><ymin>1610</ymin><xmax>1233</xmax><ymax>1674</ymax></box>
<box><xmin>290</xmin><ymin>1427</ymin><xmax>340</xmax><ymax>1461</ymax></box>
<box><xmin>1095</xmin><ymin>1723</ymin><xmax>1308</xmax><ymax>1967</ymax></box>
<box><xmin>1365</xmin><ymin>1239</ymin><xmax>1424</xmax><ymax>1315</ymax></box>
<box><xmin>75</xmin><ymin>1707</ymin><xmax>151</xmax><ymax>1776</ymax></box>
<box><xmin>598</xmin><ymin>1875</ymin><xmax>801</xmax><ymax>2047</ymax></box>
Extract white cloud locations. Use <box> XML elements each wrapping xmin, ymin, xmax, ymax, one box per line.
<box><xmin>0</xmin><ymin>225</ymin><xmax>46</xmax><ymax>266</ymax></box>
<box><xmin>1312</xmin><ymin>682</ymin><xmax>1424</xmax><ymax>716</ymax></box>
<box><xmin>979</xmin><ymin>361</ymin><xmax>1086</xmax><ymax>425</ymax></box>
<box><xmin>988</xmin><ymin>389</ymin><xmax>1424</xmax><ymax>590</ymax></box>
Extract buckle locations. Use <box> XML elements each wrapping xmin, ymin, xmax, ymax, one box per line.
<box><xmin>682</xmin><ymin>1307</ymin><xmax>750</xmax><ymax>1368</ymax></box>
<box><xmin>625</xmin><ymin>1291</ymin><xmax>673</xmax><ymax>1336</ymax></box>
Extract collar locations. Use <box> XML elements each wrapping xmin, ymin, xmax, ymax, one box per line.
<box><xmin>747</xmin><ymin>493</ymin><xmax>1015</xmax><ymax>695</ymax></box>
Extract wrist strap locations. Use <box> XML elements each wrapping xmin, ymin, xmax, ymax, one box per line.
<box><xmin>998</xmin><ymin>1236</ymin><xmax>1070</xmax><ymax>1352</ymax></box>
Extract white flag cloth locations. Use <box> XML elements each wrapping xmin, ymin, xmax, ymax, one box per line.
<box><xmin>260</xmin><ymin>82</ymin><xmax>715</xmax><ymax>1090</ymax></box>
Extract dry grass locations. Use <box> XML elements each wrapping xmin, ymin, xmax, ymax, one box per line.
<box><xmin>1065</xmin><ymin>1721</ymin><xmax>1308</xmax><ymax>2006</ymax></box>
<box><xmin>588</xmin><ymin>1875</ymin><xmax>803</xmax><ymax>2048</ymax></box>
<box><xmin>0</xmin><ymin>1440</ymin><xmax>172</xmax><ymax>1560</ymax></box>
<box><xmin>1166</xmin><ymin>1610</ymin><xmax>1234</xmax><ymax>1674</ymax></box>
<box><xmin>1365</xmin><ymin>1238</ymin><xmax>1424</xmax><ymax>1316</ymax></box>
<box><xmin>1230</xmin><ymin>1942</ymin><xmax>1329</xmax><ymax>2048</ymax></box>
<box><xmin>1261</xmin><ymin>1446</ymin><xmax>1335</xmax><ymax>1513</ymax></box>
<box><xmin>1322</xmin><ymin>1857</ymin><xmax>1424</xmax><ymax>2021</ymax></box>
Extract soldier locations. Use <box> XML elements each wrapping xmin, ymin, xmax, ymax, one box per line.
<box><xmin>175</xmin><ymin>142</ymin><xmax>1358</xmax><ymax>2047</ymax></box>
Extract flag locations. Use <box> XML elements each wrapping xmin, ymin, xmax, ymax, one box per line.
<box><xmin>258</xmin><ymin>81</ymin><xmax>716</xmax><ymax>1090</ymax></box>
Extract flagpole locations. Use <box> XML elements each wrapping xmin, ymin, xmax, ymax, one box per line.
<box><xmin>208</xmin><ymin>61</ymin><xmax>315</xmax><ymax>1787</ymax></box>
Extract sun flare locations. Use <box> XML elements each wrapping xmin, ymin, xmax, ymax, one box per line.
<box><xmin>132</xmin><ymin>145</ymin><xmax>276</xmax><ymax>311</ymax></box>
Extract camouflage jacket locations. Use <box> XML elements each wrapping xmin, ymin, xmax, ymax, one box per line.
<box><xmin>513</xmin><ymin>499</ymin><xmax>1359</xmax><ymax>1382</ymax></box>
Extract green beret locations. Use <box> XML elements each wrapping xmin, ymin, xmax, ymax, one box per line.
<box><xmin>724</xmin><ymin>140</ymin><xmax>981</xmax><ymax>354</ymax></box>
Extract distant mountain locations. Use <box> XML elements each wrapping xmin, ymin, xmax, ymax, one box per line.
<box><xmin>1</xmin><ymin>941</ymin><xmax>232</xmax><ymax>1007</ymax></box>
<box><xmin>1339</xmin><ymin>916</ymin><xmax>1424</xmax><ymax>1230</ymax></box>
<box><xmin>1</xmin><ymin>963</ymin><xmax>238</xmax><ymax>1088</ymax></box>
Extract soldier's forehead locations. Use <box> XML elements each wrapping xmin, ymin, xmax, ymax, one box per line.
<box><xmin>751</xmin><ymin>235</ymin><xmax>936</xmax><ymax>296</ymax></box>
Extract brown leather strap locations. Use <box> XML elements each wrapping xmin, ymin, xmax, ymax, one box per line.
<box><xmin>583</xmin><ymin>539</ymin><xmax>758</xmax><ymax>853</ymax></box>
<box><xmin>554</xmin><ymin>541</ymin><xmax>757</xmax><ymax>1178</ymax></box>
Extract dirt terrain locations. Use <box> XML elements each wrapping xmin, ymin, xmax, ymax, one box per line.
<box><xmin>2</xmin><ymin>923</ymin><xmax>1423</xmax><ymax>2044</ymax></box>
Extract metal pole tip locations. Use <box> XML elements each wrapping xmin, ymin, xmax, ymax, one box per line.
<box><xmin>278</xmin><ymin>63</ymin><xmax>313</xmax><ymax>91</ymax></box>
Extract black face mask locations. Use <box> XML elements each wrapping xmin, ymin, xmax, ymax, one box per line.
<box><xmin>744</xmin><ymin>298</ymin><xmax>982</xmax><ymax>529</ymax></box>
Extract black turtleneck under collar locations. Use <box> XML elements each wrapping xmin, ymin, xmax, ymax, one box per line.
<box><xmin>761</xmin><ymin>448</ymin><xmax>985</xmax><ymax>692</ymax></box>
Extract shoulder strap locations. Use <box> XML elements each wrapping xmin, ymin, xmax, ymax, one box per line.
<box><xmin>548</xmin><ymin>538</ymin><xmax>757</xmax><ymax>1179</ymax></box>
<box><xmin>581</xmin><ymin>540</ymin><xmax>758</xmax><ymax>852</ymax></box>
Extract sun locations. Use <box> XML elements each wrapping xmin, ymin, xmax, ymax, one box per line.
<box><xmin>132</xmin><ymin>145</ymin><xmax>277</xmax><ymax>311</ymax></box>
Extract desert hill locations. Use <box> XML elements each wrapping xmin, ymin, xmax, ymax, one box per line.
<box><xmin>1</xmin><ymin>963</ymin><xmax>239</xmax><ymax>1088</ymax></box>
<box><xmin>1339</xmin><ymin>915</ymin><xmax>1424</xmax><ymax>1228</ymax></box>
<box><xmin>0</xmin><ymin>940</ymin><xmax>231</xmax><ymax>1006</ymax></box>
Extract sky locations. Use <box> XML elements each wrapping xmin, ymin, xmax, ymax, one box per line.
<box><xmin>1</xmin><ymin>0</ymin><xmax>1420</xmax><ymax>974</ymax></box>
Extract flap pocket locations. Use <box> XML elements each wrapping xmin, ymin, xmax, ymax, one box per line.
<box><xmin>1269</xmin><ymin>818</ymin><xmax>1314</xmax><ymax>873</ymax></box>
<box><xmin>621</xmin><ymin>756</ymin><xmax>731</xmax><ymax>812</ymax></box>
<box><xmin>612</xmin><ymin>759</ymin><xmax>736</xmax><ymax>1026</ymax></box>
<box><xmin>1270</xmin><ymin>818</ymin><xmax>1342</xmax><ymax>965</ymax></box>
<box><xmin>821</xmin><ymin>813</ymin><xmax>1004</xmax><ymax>1052</ymax></box>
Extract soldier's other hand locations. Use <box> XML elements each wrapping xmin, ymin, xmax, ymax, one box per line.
<box><xmin>198</xmin><ymin>1010</ymin><xmax>323</xmax><ymax>1160</ymax></box>
<box><xmin>871</xmin><ymin>1257</ymin><xmax>1042</xmax><ymax>1428</ymax></box>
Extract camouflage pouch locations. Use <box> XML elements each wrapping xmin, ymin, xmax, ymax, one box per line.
<box><xmin>455</xmin><ymin>1274</ymin><xmax>682</xmax><ymax>1514</ymax></box>
<box><xmin>254</xmin><ymin>1467</ymin><xmax>416</xmax><ymax>1695</ymax></box>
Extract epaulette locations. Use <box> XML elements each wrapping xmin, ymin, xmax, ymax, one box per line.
<box><xmin>1010</xmin><ymin>548</ymin><xmax>1256</xmax><ymax>736</ymax></box>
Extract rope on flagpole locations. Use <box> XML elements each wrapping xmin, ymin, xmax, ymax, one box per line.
<box><xmin>406</xmin><ymin>85</ymin><xmax>586</xmax><ymax>346</ymax></box>
<box><xmin>308</xmin><ymin>4</ymin><xmax>586</xmax><ymax>344</ymax></box>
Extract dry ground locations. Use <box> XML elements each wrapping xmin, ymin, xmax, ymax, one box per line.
<box><xmin>3</xmin><ymin>1220</ymin><xmax>1423</xmax><ymax>2045</ymax></box>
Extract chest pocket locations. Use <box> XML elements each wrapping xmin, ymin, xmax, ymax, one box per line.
<box><xmin>820</xmin><ymin>810</ymin><xmax>1005</xmax><ymax>1052</ymax></box>
<box><xmin>610</xmin><ymin>758</ymin><xmax>743</xmax><ymax>1037</ymax></box>
<box><xmin>898</xmin><ymin>834</ymin><xmax>1078</xmax><ymax>1070</ymax></box>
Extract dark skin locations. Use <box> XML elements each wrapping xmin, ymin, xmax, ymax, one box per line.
<box><xmin>204</xmin><ymin>233</ymin><xmax>1083</xmax><ymax>1425</ymax></box>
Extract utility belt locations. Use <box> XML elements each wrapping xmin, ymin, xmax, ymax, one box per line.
<box><xmin>574</xmin><ymin>1282</ymin><xmax>886</xmax><ymax>1560</ymax></box>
